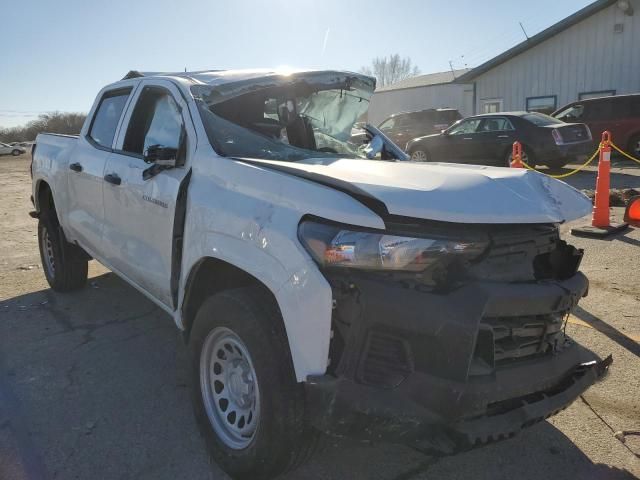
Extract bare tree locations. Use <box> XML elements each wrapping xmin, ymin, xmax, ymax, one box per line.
<box><xmin>360</xmin><ymin>54</ymin><xmax>420</xmax><ymax>88</ymax></box>
<box><xmin>0</xmin><ymin>111</ymin><xmax>86</xmax><ymax>143</ymax></box>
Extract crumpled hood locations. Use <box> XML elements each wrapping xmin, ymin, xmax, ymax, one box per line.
<box><xmin>245</xmin><ymin>158</ymin><xmax>592</xmax><ymax>224</ymax></box>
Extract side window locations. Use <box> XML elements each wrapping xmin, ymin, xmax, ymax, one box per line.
<box><xmin>448</xmin><ymin>119</ymin><xmax>481</xmax><ymax>135</ymax></box>
<box><xmin>478</xmin><ymin>117</ymin><xmax>514</xmax><ymax>132</ymax></box>
<box><xmin>630</xmin><ymin>97</ymin><xmax>640</xmax><ymax>117</ymax></box>
<box><xmin>611</xmin><ymin>98</ymin><xmax>630</xmax><ymax>117</ymax></box>
<box><xmin>88</xmin><ymin>89</ymin><xmax>131</xmax><ymax>148</ymax></box>
<box><xmin>379</xmin><ymin>117</ymin><xmax>396</xmax><ymax>131</ymax></box>
<box><xmin>585</xmin><ymin>100</ymin><xmax>614</xmax><ymax>120</ymax></box>
<box><xmin>123</xmin><ymin>87</ymin><xmax>184</xmax><ymax>156</ymax></box>
<box><xmin>555</xmin><ymin>104</ymin><xmax>584</xmax><ymax>122</ymax></box>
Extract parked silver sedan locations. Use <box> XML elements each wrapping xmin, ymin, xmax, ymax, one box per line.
<box><xmin>0</xmin><ymin>143</ymin><xmax>26</xmax><ymax>156</ymax></box>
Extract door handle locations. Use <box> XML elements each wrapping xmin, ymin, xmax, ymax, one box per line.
<box><xmin>69</xmin><ymin>162</ymin><xmax>83</xmax><ymax>172</ymax></box>
<box><xmin>104</xmin><ymin>173</ymin><xmax>121</xmax><ymax>186</ymax></box>
<box><xmin>463</xmin><ymin>137</ymin><xmax>473</xmax><ymax>140</ymax></box>
<box><xmin>497</xmin><ymin>135</ymin><xmax>510</xmax><ymax>138</ymax></box>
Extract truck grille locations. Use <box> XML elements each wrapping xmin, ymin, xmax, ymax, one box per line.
<box><xmin>476</xmin><ymin>313</ymin><xmax>567</xmax><ymax>368</ymax></box>
<box><xmin>358</xmin><ymin>332</ymin><xmax>413</xmax><ymax>388</ymax></box>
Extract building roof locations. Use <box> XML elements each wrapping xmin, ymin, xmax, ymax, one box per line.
<box><xmin>375</xmin><ymin>68</ymin><xmax>470</xmax><ymax>92</ymax></box>
<box><xmin>456</xmin><ymin>0</ymin><xmax>617</xmax><ymax>82</ymax></box>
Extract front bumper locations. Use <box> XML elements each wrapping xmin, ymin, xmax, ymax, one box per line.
<box><xmin>306</xmin><ymin>274</ymin><xmax>611</xmax><ymax>453</ymax></box>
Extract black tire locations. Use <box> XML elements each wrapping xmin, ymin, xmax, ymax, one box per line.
<box><xmin>38</xmin><ymin>211</ymin><xmax>88</xmax><ymax>292</ymax></box>
<box><xmin>628</xmin><ymin>134</ymin><xmax>640</xmax><ymax>160</ymax></box>
<box><xmin>504</xmin><ymin>145</ymin><xmax>536</xmax><ymax>167</ymax></box>
<box><xmin>543</xmin><ymin>158</ymin><xmax>569</xmax><ymax>171</ymax></box>
<box><xmin>188</xmin><ymin>287</ymin><xmax>319</xmax><ymax>480</ymax></box>
<box><xmin>409</xmin><ymin>147</ymin><xmax>430</xmax><ymax>162</ymax></box>
<box><xmin>12</xmin><ymin>149</ymin><xmax>21</xmax><ymax>156</ymax></box>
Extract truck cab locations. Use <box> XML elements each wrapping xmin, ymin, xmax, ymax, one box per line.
<box><xmin>31</xmin><ymin>69</ymin><xmax>610</xmax><ymax>480</ymax></box>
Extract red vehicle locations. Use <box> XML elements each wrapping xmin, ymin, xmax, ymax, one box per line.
<box><xmin>552</xmin><ymin>94</ymin><xmax>640</xmax><ymax>158</ymax></box>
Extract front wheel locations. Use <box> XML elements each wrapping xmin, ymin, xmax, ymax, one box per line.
<box><xmin>12</xmin><ymin>149</ymin><xmax>21</xmax><ymax>156</ymax></box>
<box><xmin>38</xmin><ymin>214</ymin><xmax>88</xmax><ymax>291</ymax></box>
<box><xmin>409</xmin><ymin>147</ymin><xmax>429</xmax><ymax>162</ymax></box>
<box><xmin>188</xmin><ymin>287</ymin><xmax>319</xmax><ymax>480</ymax></box>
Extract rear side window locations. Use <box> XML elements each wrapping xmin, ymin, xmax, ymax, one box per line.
<box><xmin>88</xmin><ymin>89</ymin><xmax>131</xmax><ymax>148</ymax></box>
<box><xmin>585</xmin><ymin>100</ymin><xmax>614</xmax><ymax>120</ymax></box>
<box><xmin>436</xmin><ymin>110</ymin><xmax>462</xmax><ymax>123</ymax></box>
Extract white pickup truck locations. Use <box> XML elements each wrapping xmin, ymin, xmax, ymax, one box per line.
<box><xmin>31</xmin><ymin>69</ymin><xmax>611</xmax><ymax>480</ymax></box>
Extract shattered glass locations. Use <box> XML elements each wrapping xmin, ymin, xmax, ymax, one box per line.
<box><xmin>192</xmin><ymin>71</ymin><xmax>375</xmax><ymax>161</ymax></box>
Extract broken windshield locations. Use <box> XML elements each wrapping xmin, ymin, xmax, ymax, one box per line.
<box><xmin>191</xmin><ymin>71</ymin><xmax>375</xmax><ymax>162</ymax></box>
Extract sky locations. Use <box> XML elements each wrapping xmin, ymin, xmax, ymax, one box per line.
<box><xmin>2</xmin><ymin>0</ymin><xmax>594</xmax><ymax>128</ymax></box>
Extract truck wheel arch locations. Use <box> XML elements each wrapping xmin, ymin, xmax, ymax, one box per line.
<box><xmin>35</xmin><ymin>180</ymin><xmax>54</xmax><ymax>214</ymax></box>
<box><xmin>181</xmin><ymin>257</ymin><xmax>288</xmax><ymax>345</ymax></box>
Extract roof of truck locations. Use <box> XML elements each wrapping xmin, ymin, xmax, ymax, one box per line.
<box><xmin>122</xmin><ymin>68</ymin><xmax>370</xmax><ymax>87</ymax></box>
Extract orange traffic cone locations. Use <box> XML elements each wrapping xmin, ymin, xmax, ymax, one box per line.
<box><xmin>510</xmin><ymin>141</ymin><xmax>524</xmax><ymax>168</ymax></box>
<box><xmin>624</xmin><ymin>196</ymin><xmax>640</xmax><ymax>225</ymax></box>
<box><xmin>571</xmin><ymin>131</ymin><xmax>629</xmax><ymax>237</ymax></box>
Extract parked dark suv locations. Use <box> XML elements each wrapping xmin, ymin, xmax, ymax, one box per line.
<box><xmin>405</xmin><ymin>112</ymin><xmax>592</xmax><ymax>168</ymax></box>
<box><xmin>377</xmin><ymin>109</ymin><xmax>462</xmax><ymax>150</ymax></box>
<box><xmin>553</xmin><ymin>94</ymin><xmax>640</xmax><ymax>158</ymax></box>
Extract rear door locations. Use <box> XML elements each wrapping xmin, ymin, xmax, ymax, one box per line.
<box><xmin>474</xmin><ymin>117</ymin><xmax>516</xmax><ymax>165</ymax></box>
<box><xmin>101</xmin><ymin>80</ymin><xmax>193</xmax><ymax>308</ymax></box>
<box><xmin>66</xmin><ymin>87</ymin><xmax>133</xmax><ymax>252</ymax></box>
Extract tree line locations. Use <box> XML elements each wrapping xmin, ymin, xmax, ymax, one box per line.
<box><xmin>0</xmin><ymin>112</ymin><xmax>86</xmax><ymax>143</ymax></box>
<box><xmin>360</xmin><ymin>54</ymin><xmax>420</xmax><ymax>88</ymax></box>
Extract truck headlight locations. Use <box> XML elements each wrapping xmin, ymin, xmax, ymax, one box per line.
<box><xmin>298</xmin><ymin>220</ymin><xmax>488</xmax><ymax>272</ymax></box>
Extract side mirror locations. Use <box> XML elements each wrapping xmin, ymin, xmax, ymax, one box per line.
<box><xmin>142</xmin><ymin>144</ymin><xmax>178</xmax><ymax>180</ymax></box>
<box><xmin>144</xmin><ymin>144</ymin><xmax>178</xmax><ymax>167</ymax></box>
<box><xmin>441</xmin><ymin>129</ymin><xmax>449</xmax><ymax>135</ymax></box>
<box><xmin>364</xmin><ymin>134</ymin><xmax>385</xmax><ymax>159</ymax></box>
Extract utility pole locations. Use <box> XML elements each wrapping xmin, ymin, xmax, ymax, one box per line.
<box><xmin>449</xmin><ymin>61</ymin><xmax>457</xmax><ymax>78</ymax></box>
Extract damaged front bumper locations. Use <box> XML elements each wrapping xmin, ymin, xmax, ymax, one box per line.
<box><xmin>306</xmin><ymin>273</ymin><xmax>612</xmax><ymax>453</ymax></box>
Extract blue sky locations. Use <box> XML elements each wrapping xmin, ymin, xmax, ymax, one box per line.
<box><xmin>2</xmin><ymin>0</ymin><xmax>593</xmax><ymax>128</ymax></box>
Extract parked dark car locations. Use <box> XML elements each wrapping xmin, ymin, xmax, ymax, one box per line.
<box><xmin>553</xmin><ymin>94</ymin><xmax>640</xmax><ymax>158</ymax></box>
<box><xmin>405</xmin><ymin>112</ymin><xmax>592</xmax><ymax>168</ymax></box>
<box><xmin>376</xmin><ymin>108</ymin><xmax>462</xmax><ymax>150</ymax></box>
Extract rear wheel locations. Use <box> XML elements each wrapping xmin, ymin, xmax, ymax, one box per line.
<box><xmin>38</xmin><ymin>211</ymin><xmax>88</xmax><ymax>291</ymax></box>
<box><xmin>12</xmin><ymin>149</ymin><xmax>21</xmax><ymax>156</ymax></box>
<box><xmin>188</xmin><ymin>287</ymin><xmax>319</xmax><ymax>480</ymax></box>
<box><xmin>409</xmin><ymin>147</ymin><xmax>429</xmax><ymax>162</ymax></box>
<box><xmin>504</xmin><ymin>146</ymin><xmax>535</xmax><ymax>167</ymax></box>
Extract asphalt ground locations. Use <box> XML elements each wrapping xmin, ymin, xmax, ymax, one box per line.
<box><xmin>1</xmin><ymin>153</ymin><xmax>639</xmax><ymax>479</ymax></box>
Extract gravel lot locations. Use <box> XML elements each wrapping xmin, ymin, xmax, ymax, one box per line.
<box><xmin>1</xmin><ymin>154</ymin><xmax>639</xmax><ymax>479</ymax></box>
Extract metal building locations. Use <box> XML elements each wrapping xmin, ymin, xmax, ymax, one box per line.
<box><xmin>457</xmin><ymin>0</ymin><xmax>640</xmax><ymax>115</ymax></box>
<box><xmin>367</xmin><ymin>69</ymin><xmax>472</xmax><ymax>125</ymax></box>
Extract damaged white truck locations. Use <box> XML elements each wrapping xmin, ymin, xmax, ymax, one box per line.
<box><xmin>31</xmin><ymin>69</ymin><xmax>611</xmax><ymax>479</ymax></box>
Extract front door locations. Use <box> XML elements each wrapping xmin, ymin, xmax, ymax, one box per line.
<box><xmin>102</xmin><ymin>81</ymin><xmax>192</xmax><ymax>308</ymax></box>
<box><xmin>440</xmin><ymin>118</ymin><xmax>482</xmax><ymax>162</ymax></box>
<box><xmin>65</xmin><ymin>88</ymin><xmax>132</xmax><ymax>252</ymax></box>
